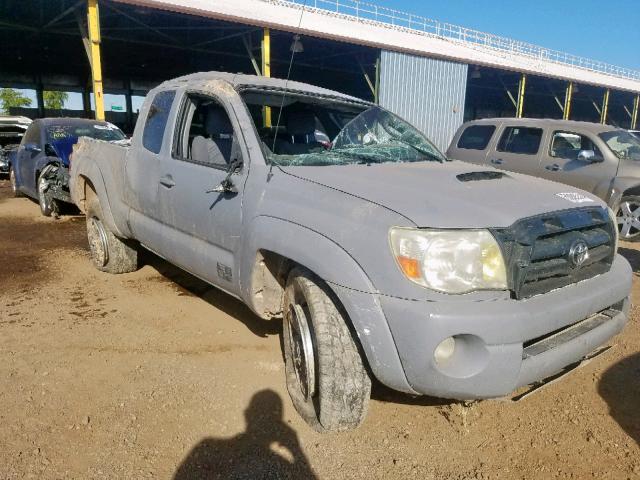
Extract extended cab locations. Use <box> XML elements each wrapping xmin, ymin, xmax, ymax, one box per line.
<box><xmin>447</xmin><ymin>118</ymin><xmax>640</xmax><ymax>241</ymax></box>
<box><xmin>70</xmin><ymin>73</ymin><xmax>631</xmax><ymax>432</ymax></box>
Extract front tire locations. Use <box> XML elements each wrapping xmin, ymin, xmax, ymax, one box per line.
<box><xmin>9</xmin><ymin>165</ymin><xmax>22</xmax><ymax>197</ymax></box>
<box><xmin>616</xmin><ymin>196</ymin><xmax>640</xmax><ymax>242</ymax></box>
<box><xmin>86</xmin><ymin>196</ymin><xmax>139</xmax><ymax>274</ymax></box>
<box><xmin>282</xmin><ymin>267</ymin><xmax>371</xmax><ymax>432</ymax></box>
<box><xmin>38</xmin><ymin>168</ymin><xmax>59</xmax><ymax>217</ymax></box>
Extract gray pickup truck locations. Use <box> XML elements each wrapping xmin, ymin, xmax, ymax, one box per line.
<box><xmin>70</xmin><ymin>72</ymin><xmax>631</xmax><ymax>432</ymax></box>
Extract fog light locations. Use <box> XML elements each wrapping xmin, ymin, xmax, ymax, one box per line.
<box><xmin>434</xmin><ymin>337</ymin><xmax>456</xmax><ymax>364</ymax></box>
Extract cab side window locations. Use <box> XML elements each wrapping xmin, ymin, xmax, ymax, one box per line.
<box><xmin>549</xmin><ymin>131</ymin><xmax>602</xmax><ymax>160</ymax></box>
<box><xmin>174</xmin><ymin>94</ymin><xmax>240</xmax><ymax>168</ymax></box>
<box><xmin>497</xmin><ymin>127</ymin><xmax>543</xmax><ymax>155</ymax></box>
<box><xmin>457</xmin><ymin>125</ymin><xmax>496</xmax><ymax>150</ymax></box>
<box><xmin>142</xmin><ymin>90</ymin><xmax>176</xmax><ymax>154</ymax></box>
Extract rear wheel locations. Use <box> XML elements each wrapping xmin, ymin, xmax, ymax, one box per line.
<box><xmin>9</xmin><ymin>165</ymin><xmax>22</xmax><ymax>197</ymax></box>
<box><xmin>616</xmin><ymin>196</ymin><xmax>640</xmax><ymax>242</ymax></box>
<box><xmin>86</xmin><ymin>196</ymin><xmax>139</xmax><ymax>274</ymax></box>
<box><xmin>282</xmin><ymin>267</ymin><xmax>371</xmax><ymax>432</ymax></box>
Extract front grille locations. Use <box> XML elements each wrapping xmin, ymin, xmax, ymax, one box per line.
<box><xmin>492</xmin><ymin>207</ymin><xmax>616</xmax><ymax>299</ymax></box>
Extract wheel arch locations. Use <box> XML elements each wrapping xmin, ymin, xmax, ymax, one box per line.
<box><xmin>241</xmin><ymin>216</ymin><xmax>414</xmax><ymax>393</ymax></box>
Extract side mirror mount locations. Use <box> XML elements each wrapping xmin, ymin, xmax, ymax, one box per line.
<box><xmin>207</xmin><ymin>158</ymin><xmax>243</xmax><ymax>194</ymax></box>
<box><xmin>577</xmin><ymin>149</ymin><xmax>603</xmax><ymax>163</ymax></box>
<box><xmin>24</xmin><ymin>143</ymin><xmax>42</xmax><ymax>153</ymax></box>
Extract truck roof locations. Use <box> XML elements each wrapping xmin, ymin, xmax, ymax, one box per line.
<box><xmin>157</xmin><ymin>71</ymin><xmax>369</xmax><ymax>104</ymax></box>
<box><xmin>463</xmin><ymin>117</ymin><xmax>618</xmax><ymax>134</ymax></box>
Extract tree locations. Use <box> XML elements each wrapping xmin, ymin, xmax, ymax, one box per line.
<box><xmin>0</xmin><ymin>88</ymin><xmax>32</xmax><ymax>114</ymax></box>
<box><xmin>43</xmin><ymin>90</ymin><xmax>69</xmax><ymax>110</ymax></box>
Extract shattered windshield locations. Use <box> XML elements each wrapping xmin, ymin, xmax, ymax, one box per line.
<box><xmin>241</xmin><ymin>91</ymin><xmax>446</xmax><ymax>167</ymax></box>
<box><xmin>599</xmin><ymin>130</ymin><xmax>640</xmax><ymax>161</ymax></box>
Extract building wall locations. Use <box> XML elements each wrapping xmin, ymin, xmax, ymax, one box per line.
<box><xmin>379</xmin><ymin>50</ymin><xmax>468</xmax><ymax>152</ymax></box>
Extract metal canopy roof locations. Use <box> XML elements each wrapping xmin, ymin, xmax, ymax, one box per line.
<box><xmin>112</xmin><ymin>0</ymin><xmax>640</xmax><ymax>93</ymax></box>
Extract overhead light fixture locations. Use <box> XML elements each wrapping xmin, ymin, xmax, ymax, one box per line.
<box><xmin>290</xmin><ymin>34</ymin><xmax>304</xmax><ymax>53</ymax></box>
<box><xmin>470</xmin><ymin>66</ymin><xmax>482</xmax><ymax>79</ymax></box>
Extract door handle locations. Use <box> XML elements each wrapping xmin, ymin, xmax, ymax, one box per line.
<box><xmin>159</xmin><ymin>175</ymin><xmax>175</xmax><ymax>188</ymax></box>
<box><xmin>490</xmin><ymin>158</ymin><xmax>503</xmax><ymax>165</ymax></box>
<box><xmin>545</xmin><ymin>164</ymin><xmax>561</xmax><ymax>172</ymax></box>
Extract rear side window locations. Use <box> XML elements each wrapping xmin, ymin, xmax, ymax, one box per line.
<box><xmin>142</xmin><ymin>90</ymin><xmax>176</xmax><ymax>154</ymax></box>
<box><xmin>457</xmin><ymin>125</ymin><xmax>496</xmax><ymax>150</ymax></box>
<box><xmin>497</xmin><ymin>127</ymin><xmax>543</xmax><ymax>155</ymax></box>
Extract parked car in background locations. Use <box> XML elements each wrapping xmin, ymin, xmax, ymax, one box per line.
<box><xmin>447</xmin><ymin>118</ymin><xmax>640</xmax><ymax>241</ymax></box>
<box><xmin>10</xmin><ymin>117</ymin><xmax>126</xmax><ymax>216</ymax></box>
<box><xmin>0</xmin><ymin>115</ymin><xmax>31</xmax><ymax>176</ymax></box>
<box><xmin>69</xmin><ymin>72</ymin><xmax>631</xmax><ymax>432</ymax></box>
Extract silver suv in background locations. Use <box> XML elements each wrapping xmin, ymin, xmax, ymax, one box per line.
<box><xmin>447</xmin><ymin>119</ymin><xmax>640</xmax><ymax>240</ymax></box>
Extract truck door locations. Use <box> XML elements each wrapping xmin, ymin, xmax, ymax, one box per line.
<box><xmin>487</xmin><ymin>125</ymin><xmax>543</xmax><ymax>176</ymax></box>
<box><xmin>16</xmin><ymin>120</ymin><xmax>43</xmax><ymax>196</ymax></box>
<box><xmin>538</xmin><ymin>130</ymin><xmax>617</xmax><ymax>194</ymax></box>
<box><xmin>125</xmin><ymin>89</ymin><xmax>177</xmax><ymax>254</ymax></box>
<box><xmin>156</xmin><ymin>91</ymin><xmax>246</xmax><ymax>296</ymax></box>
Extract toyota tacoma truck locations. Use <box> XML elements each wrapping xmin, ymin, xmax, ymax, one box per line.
<box><xmin>69</xmin><ymin>72</ymin><xmax>632</xmax><ymax>432</ymax></box>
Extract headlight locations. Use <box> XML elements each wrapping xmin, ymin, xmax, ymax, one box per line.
<box><xmin>389</xmin><ymin>227</ymin><xmax>507</xmax><ymax>294</ymax></box>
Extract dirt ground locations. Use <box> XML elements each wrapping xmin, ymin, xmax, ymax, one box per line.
<box><xmin>0</xmin><ymin>178</ymin><xmax>638</xmax><ymax>480</ymax></box>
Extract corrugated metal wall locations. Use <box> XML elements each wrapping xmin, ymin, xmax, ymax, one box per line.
<box><xmin>379</xmin><ymin>50</ymin><xmax>468</xmax><ymax>152</ymax></box>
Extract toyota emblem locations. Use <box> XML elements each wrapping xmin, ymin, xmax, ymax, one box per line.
<box><xmin>568</xmin><ymin>240</ymin><xmax>589</xmax><ymax>268</ymax></box>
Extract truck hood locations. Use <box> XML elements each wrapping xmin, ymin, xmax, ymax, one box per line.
<box><xmin>281</xmin><ymin>161</ymin><xmax>604</xmax><ymax>228</ymax></box>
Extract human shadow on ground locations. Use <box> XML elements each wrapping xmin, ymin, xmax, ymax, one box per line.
<box><xmin>141</xmin><ymin>250</ymin><xmax>280</xmax><ymax>338</ymax></box>
<box><xmin>598</xmin><ymin>352</ymin><xmax>640</xmax><ymax>445</ymax></box>
<box><xmin>173</xmin><ymin>389</ymin><xmax>317</xmax><ymax>480</ymax></box>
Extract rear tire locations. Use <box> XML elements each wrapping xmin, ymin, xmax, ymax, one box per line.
<box><xmin>282</xmin><ymin>267</ymin><xmax>371</xmax><ymax>432</ymax></box>
<box><xmin>616</xmin><ymin>196</ymin><xmax>640</xmax><ymax>242</ymax></box>
<box><xmin>86</xmin><ymin>196</ymin><xmax>139</xmax><ymax>274</ymax></box>
<box><xmin>9</xmin><ymin>165</ymin><xmax>22</xmax><ymax>197</ymax></box>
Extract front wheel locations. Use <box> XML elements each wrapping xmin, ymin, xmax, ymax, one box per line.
<box><xmin>616</xmin><ymin>196</ymin><xmax>640</xmax><ymax>242</ymax></box>
<box><xmin>38</xmin><ymin>168</ymin><xmax>59</xmax><ymax>217</ymax></box>
<box><xmin>282</xmin><ymin>267</ymin><xmax>371</xmax><ymax>432</ymax></box>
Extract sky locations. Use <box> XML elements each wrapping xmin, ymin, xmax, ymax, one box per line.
<box><xmin>393</xmin><ymin>0</ymin><xmax>640</xmax><ymax>70</ymax></box>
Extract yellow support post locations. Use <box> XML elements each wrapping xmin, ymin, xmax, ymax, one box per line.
<box><xmin>516</xmin><ymin>73</ymin><xmax>526</xmax><ymax>118</ymax></box>
<box><xmin>632</xmin><ymin>94</ymin><xmax>639</xmax><ymax>130</ymax></box>
<box><xmin>600</xmin><ymin>89</ymin><xmax>610</xmax><ymax>125</ymax></box>
<box><xmin>563</xmin><ymin>81</ymin><xmax>573</xmax><ymax>121</ymax></box>
<box><xmin>87</xmin><ymin>0</ymin><xmax>105</xmax><ymax>121</ymax></box>
<box><xmin>261</xmin><ymin>28</ymin><xmax>271</xmax><ymax>128</ymax></box>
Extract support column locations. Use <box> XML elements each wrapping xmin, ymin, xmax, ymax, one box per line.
<box><xmin>563</xmin><ymin>81</ymin><xmax>573</xmax><ymax>121</ymax></box>
<box><xmin>516</xmin><ymin>73</ymin><xmax>526</xmax><ymax>118</ymax></box>
<box><xmin>87</xmin><ymin>0</ymin><xmax>105</xmax><ymax>121</ymax></box>
<box><xmin>600</xmin><ymin>89</ymin><xmax>610</xmax><ymax>125</ymax></box>
<box><xmin>261</xmin><ymin>27</ymin><xmax>271</xmax><ymax>127</ymax></box>
<box><xmin>374</xmin><ymin>54</ymin><xmax>380</xmax><ymax>105</ymax></box>
<box><xmin>36</xmin><ymin>77</ymin><xmax>45</xmax><ymax>118</ymax></box>
<box><xmin>632</xmin><ymin>94</ymin><xmax>639</xmax><ymax>130</ymax></box>
<box><xmin>125</xmin><ymin>79</ymin><xmax>134</xmax><ymax>132</ymax></box>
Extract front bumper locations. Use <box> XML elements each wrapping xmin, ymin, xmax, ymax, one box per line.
<box><xmin>378</xmin><ymin>254</ymin><xmax>632</xmax><ymax>399</ymax></box>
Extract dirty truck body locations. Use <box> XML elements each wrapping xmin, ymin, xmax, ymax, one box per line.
<box><xmin>70</xmin><ymin>72</ymin><xmax>631</xmax><ymax>431</ymax></box>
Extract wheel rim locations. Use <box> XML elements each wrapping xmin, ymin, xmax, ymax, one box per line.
<box><xmin>87</xmin><ymin>216</ymin><xmax>109</xmax><ymax>266</ymax></box>
<box><xmin>286</xmin><ymin>303</ymin><xmax>316</xmax><ymax>400</ymax></box>
<box><xmin>617</xmin><ymin>200</ymin><xmax>640</xmax><ymax>239</ymax></box>
<box><xmin>38</xmin><ymin>176</ymin><xmax>50</xmax><ymax>212</ymax></box>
